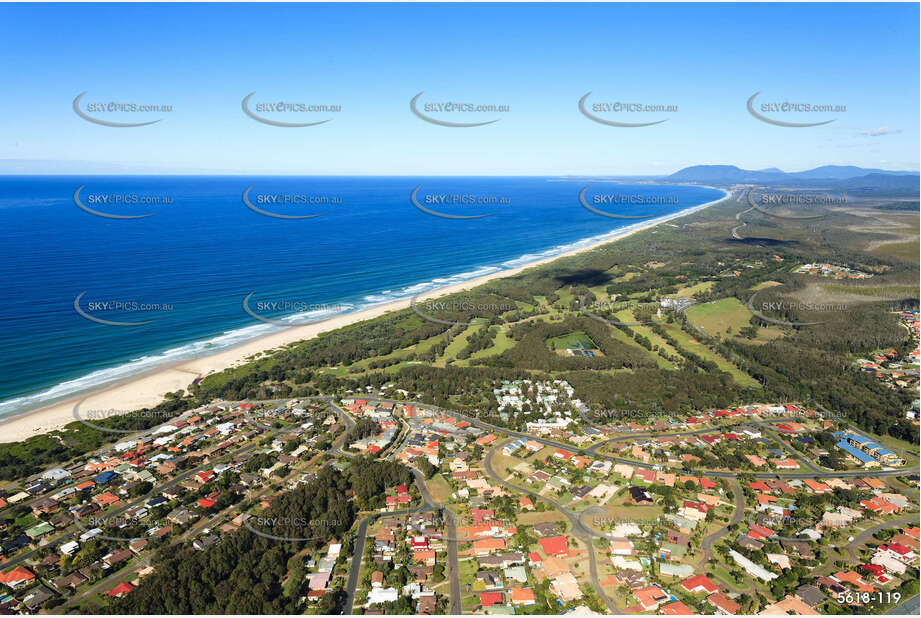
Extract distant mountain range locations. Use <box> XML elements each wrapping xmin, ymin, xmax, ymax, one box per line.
<box><xmin>667</xmin><ymin>164</ymin><xmax>919</xmax><ymax>184</ymax></box>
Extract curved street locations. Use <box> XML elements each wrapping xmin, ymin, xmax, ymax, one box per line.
<box><xmin>816</xmin><ymin>513</ymin><xmax>920</xmax><ymax>577</ymax></box>
<box><xmin>21</xmin><ymin>393</ymin><xmax>911</xmax><ymax>614</ymax></box>
<box><xmin>335</xmin><ymin>398</ymin><xmax>460</xmax><ymax>615</ymax></box>
<box><xmin>697</xmin><ymin>478</ymin><xmax>744</xmax><ymax>567</ymax></box>
<box><xmin>483</xmin><ymin>439</ymin><xmax>620</xmax><ymax>613</ymax></box>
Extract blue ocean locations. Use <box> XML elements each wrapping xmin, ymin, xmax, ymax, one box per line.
<box><xmin>0</xmin><ymin>176</ymin><xmax>724</xmax><ymax>419</ymax></box>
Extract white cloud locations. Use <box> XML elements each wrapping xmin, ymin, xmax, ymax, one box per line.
<box><xmin>859</xmin><ymin>126</ymin><xmax>902</xmax><ymax>136</ymax></box>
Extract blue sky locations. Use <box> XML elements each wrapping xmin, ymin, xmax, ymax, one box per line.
<box><xmin>1</xmin><ymin>2</ymin><xmax>918</xmax><ymax>175</ymax></box>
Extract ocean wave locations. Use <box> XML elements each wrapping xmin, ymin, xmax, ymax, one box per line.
<box><xmin>0</xmin><ymin>188</ymin><xmax>727</xmax><ymax>421</ymax></box>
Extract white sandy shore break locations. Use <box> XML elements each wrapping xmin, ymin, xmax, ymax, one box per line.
<box><xmin>0</xmin><ymin>188</ymin><xmax>730</xmax><ymax>443</ymax></box>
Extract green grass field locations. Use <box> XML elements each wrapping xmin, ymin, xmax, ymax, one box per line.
<box><xmin>600</xmin><ymin>322</ymin><xmax>669</xmax><ymax>366</ymax></box>
<box><xmin>546</xmin><ymin>330</ymin><xmax>596</xmax><ymax>351</ymax></box>
<box><xmin>437</xmin><ymin>324</ymin><xmax>482</xmax><ymax>366</ymax></box>
<box><xmin>612</xmin><ymin>271</ymin><xmax>640</xmax><ymax>282</ymax></box>
<box><xmin>518</xmin><ymin>511</ymin><xmax>567</xmax><ymax>526</ymax></box>
<box><xmin>596</xmin><ymin>503</ymin><xmax>663</xmax><ymax>523</ymax></box>
<box><xmin>857</xmin><ymin>426</ymin><xmax>920</xmax><ymax>459</ymax></box>
<box><xmin>315</xmin><ymin>366</ymin><xmax>351</xmax><ymax>376</ymax></box>
<box><xmin>684</xmin><ymin>298</ymin><xmax>753</xmax><ymax>337</ymax></box>
<box><xmin>872</xmin><ymin>240</ymin><xmax>920</xmax><ymax>263</ymax></box>
<box><xmin>821</xmin><ymin>283</ymin><xmax>919</xmax><ymax>297</ymax></box>
<box><xmin>489</xmin><ymin>451</ymin><xmax>525</xmax><ymax>479</ymax></box>
<box><xmin>467</xmin><ymin>327</ymin><xmax>516</xmax><ymax>360</ymax></box>
<box><xmin>556</xmin><ymin>288</ymin><xmax>576</xmax><ymax>307</ymax></box>
<box><xmin>623</xmin><ymin>316</ymin><xmax>680</xmax><ymax>370</ymax></box>
<box><xmin>663</xmin><ymin>322</ymin><xmax>760</xmax><ymax>388</ymax></box>
<box><xmin>350</xmin><ymin>340</ymin><xmax>418</xmax><ymax>370</ymax></box>
<box><xmin>425</xmin><ymin>473</ymin><xmax>455</xmax><ymax>503</ymax></box>
<box><xmin>710</xmin><ymin>560</ymin><xmax>747</xmax><ymax>592</ymax></box>
<box><xmin>676</xmin><ymin>281</ymin><xmax>715</xmax><ymax>297</ymax></box>
<box><xmin>414</xmin><ymin>331</ymin><xmax>452</xmax><ymax>354</ymax></box>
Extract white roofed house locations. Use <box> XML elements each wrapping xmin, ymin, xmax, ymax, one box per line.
<box><xmin>659</xmin><ymin>563</ymin><xmax>694</xmax><ymax>578</ymax></box>
<box><xmin>42</xmin><ymin>468</ymin><xmax>72</xmax><ymax>482</ymax></box>
<box><xmin>366</xmin><ymin>587</ymin><xmax>399</xmax><ymax>606</ymax></box>
<box><xmin>611</xmin><ymin>555</ymin><xmax>643</xmax><ymax>571</ymax></box>
<box><xmin>872</xmin><ymin>550</ymin><xmax>908</xmax><ymax>575</ymax></box>
<box><xmin>729</xmin><ymin>549</ymin><xmax>778</xmax><ymax>582</ymax></box>
<box><xmin>589</xmin><ymin>460</ymin><xmax>612</xmax><ymax>475</ymax></box>
<box><xmin>153</xmin><ymin>434</ymin><xmax>175</xmax><ymax>447</ymax></box>
<box><xmin>798</xmin><ymin>528</ymin><xmax>822</xmax><ymax>541</ymax></box>
<box><xmin>216</xmin><ymin>422</ymin><xmax>236</xmax><ymax>434</ymax></box>
<box><xmin>525</xmin><ymin>418</ymin><xmax>572</xmax><ymax>433</ymax></box>
<box><xmin>837</xmin><ymin>505</ymin><xmax>862</xmax><ymax>522</ymax></box>
<box><xmin>610</xmin><ymin>522</ymin><xmax>643</xmax><ymax>538</ymax></box>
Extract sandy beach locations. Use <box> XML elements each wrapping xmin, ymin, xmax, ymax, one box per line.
<box><xmin>0</xmin><ymin>188</ymin><xmax>730</xmax><ymax>443</ymax></box>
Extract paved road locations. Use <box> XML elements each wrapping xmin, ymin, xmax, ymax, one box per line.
<box><xmin>324</xmin><ymin>397</ymin><xmax>355</xmax><ymax>429</ymax></box>
<box><xmin>730</xmin><ymin>189</ymin><xmax>755</xmax><ymax>240</ymax></box>
<box><xmin>341</xmin><ymin>466</ymin><xmax>460</xmax><ymax>615</ymax></box>
<box><xmin>60</xmin><ymin>555</ymin><xmax>150</xmax><ymax>610</ymax></box>
<box><xmin>585</xmin><ymin>426</ymin><xmax>720</xmax><ymax>454</ymax></box>
<box><xmin>755</xmin><ymin>421</ymin><xmax>824</xmax><ymax>474</ymax></box>
<box><xmin>698</xmin><ymin>478</ymin><xmax>744</xmax><ymax>567</ymax></box>
<box><xmin>887</xmin><ymin>594</ymin><xmax>920</xmax><ymax>615</ymax></box>
<box><xmin>343</xmin><ymin>515</ymin><xmax>373</xmax><ymax>614</ymax></box>
<box><xmin>342</xmin><ymin>500</ymin><xmax>437</xmax><ymax>615</ymax></box>
<box><xmin>409</xmin><ymin>468</ymin><xmax>461</xmax><ymax>615</ymax></box>
<box><xmin>817</xmin><ymin>513</ymin><xmax>920</xmax><ymax>577</ymax></box>
<box><xmin>483</xmin><ymin>440</ymin><xmax>619</xmax><ymax>613</ymax></box>
<box><xmin>323</xmin><ymin>397</ymin><xmax>358</xmax><ymax>459</ymax></box>
<box><xmin>357</xmin><ymin>396</ymin><xmax>919</xmax><ymax>481</ymax></box>
<box><xmin>321</xmin><ymin>399</ymin><xmax>462</xmax><ymax>614</ymax></box>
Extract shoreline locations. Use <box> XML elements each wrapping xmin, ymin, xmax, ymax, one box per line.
<box><xmin>0</xmin><ymin>187</ymin><xmax>731</xmax><ymax>443</ymax></box>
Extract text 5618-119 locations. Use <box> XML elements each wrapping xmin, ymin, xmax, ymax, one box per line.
<box><xmin>837</xmin><ymin>592</ymin><xmax>901</xmax><ymax>605</ymax></box>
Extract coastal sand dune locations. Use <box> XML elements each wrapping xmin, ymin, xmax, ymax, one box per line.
<box><xmin>0</xmin><ymin>189</ymin><xmax>730</xmax><ymax>443</ymax></box>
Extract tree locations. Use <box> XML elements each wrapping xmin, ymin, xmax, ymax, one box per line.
<box><xmin>414</xmin><ymin>457</ymin><xmax>437</xmax><ymax>479</ymax></box>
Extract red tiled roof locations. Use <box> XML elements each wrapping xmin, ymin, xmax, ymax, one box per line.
<box><xmin>661</xmin><ymin>601</ymin><xmax>693</xmax><ymax>615</ymax></box>
<box><xmin>0</xmin><ymin>566</ymin><xmax>35</xmax><ymax>584</ymax></box>
<box><xmin>105</xmin><ymin>581</ymin><xmax>134</xmax><ymax>597</ymax></box>
<box><xmin>479</xmin><ymin>592</ymin><xmax>503</xmax><ymax>606</ymax></box>
<box><xmin>680</xmin><ymin>574</ymin><xmax>718</xmax><ymax>594</ymax></box>
<box><xmin>538</xmin><ymin>536</ymin><xmax>568</xmax><ymax>557</ymax></box>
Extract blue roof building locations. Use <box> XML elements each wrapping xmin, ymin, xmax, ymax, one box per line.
<box><xmin>833</xmin><ymin>431</ymin><xmax>902</xmax><ymax>466</ymax></box>
<box><xmin>94</xmin><ymin>471</ymin><xmax>118</xmax><ymax>484</ymax></box>
<box><xmin>835</xmin><ymin>439</ymin><xmax>876</xmax><ymax>465</ymax></box>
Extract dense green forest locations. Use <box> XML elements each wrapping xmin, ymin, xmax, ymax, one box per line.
<box><xmin>3</xmin><ymin>191</ymin><xmax>918</xmax><ymax>478</ymax></box>
<box><xmin>106</xmin><ymin>460</ymin><xmax>411</xmax><ymax>614</ymax></box>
